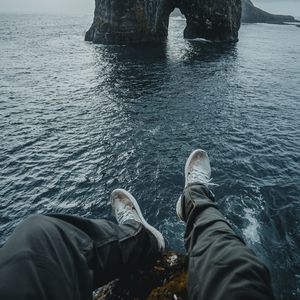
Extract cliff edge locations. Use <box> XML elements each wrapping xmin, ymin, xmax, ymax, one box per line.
<box><xmin>94</xmin><ymin>252</ymin><xmax>188</xmax><ymax>300</ymax></box>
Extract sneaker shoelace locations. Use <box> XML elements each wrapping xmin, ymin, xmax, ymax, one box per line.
<box><xmin>188</xmin><ymin>169</ymin><xmax>218</xmax><ymax>186</ymax></box>
<box><xmin>115</xmin><ymin>206</ymin><xmax>140</xmax><ymax>224</ymax></box>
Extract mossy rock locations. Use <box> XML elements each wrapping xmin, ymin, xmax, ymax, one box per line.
<box><xmin>147</xmin><ymin>272</ymin><xmax>188</xmax><ymax>300</ymax></box>
<box><xmin>94</xmin><ymin>252</ymin><xmax>188</xmax><ymax>300</ymax></box>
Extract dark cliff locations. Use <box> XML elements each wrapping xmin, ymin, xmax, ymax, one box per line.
<box><xmin>94</xmin><ymin>252</ymin><xmax>188</xmax><ymax>300</ymax></box>
<box><xmin>241</xmin><ymin>0</ymin><xmax>297</xmax><ymax>24</ymax></box>
<box><xmin>85</xmin><ymin>0</ymin><xmax>241</xmax><ymax>44</ymax></box>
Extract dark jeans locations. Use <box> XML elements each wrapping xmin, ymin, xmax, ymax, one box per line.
<box><xmin>0</xmin><ymin>184</ymin><xmax>275</xmax><ymax>300</ymax></box>
<box><xmin>182</xmin><ymin>184</ymin><xmax>275</xmax><ymax>300</ymax></box>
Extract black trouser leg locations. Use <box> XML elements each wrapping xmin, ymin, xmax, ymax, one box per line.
<box><xmin>182</xmin><ymin>183</ymin><xmax>275</xmax><ymax>300</ymax></box>
<box><xmin>0</xmin><ymin>214</ymin><xmax>159</xmax><ymax>300</ymax></box>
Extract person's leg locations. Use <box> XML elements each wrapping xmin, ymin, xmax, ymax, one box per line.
<box><xmin>0</xmin><ymin>190</ymin><xmax>164</xmax><ymax>300</ymax></box>
<box><xmin>177</xmin><ymin>149</ymin><xmax>275</xmax><ymax>300</ymax></box>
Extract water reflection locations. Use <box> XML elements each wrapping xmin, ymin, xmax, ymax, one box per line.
<box><xmin>91</xmin><ymin>43</ymin><xmax>169</xmax><ymax>100</ymax></box>
<box><xmin>90</xmin><ymin>35</ymin><xmax>238</xmax><ymax>106</ymax></box>
<box><xmin>182</xmin><ymin>41</ymin><xmax>238</xmax><ymax>62</ymax></box>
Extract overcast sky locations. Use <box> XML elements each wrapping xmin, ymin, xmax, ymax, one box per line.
<box><xmin>253</xmin><ymin>0</ymin><xmax>300</xmax><ymax>16</ymax></box>
<box><xmin>0</xmin><ymin>0</ymin><xmax>299</xmax><ymax>16</ymax></box>
<box><xmin>0</xmin><ymin>0</ymin><xmax>94</xmax><ymax>14</ymax></box>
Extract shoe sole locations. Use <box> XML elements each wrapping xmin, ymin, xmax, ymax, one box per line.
<box><xmin>176</xmin><ymin>195</ymin><xmax>183</xmax><ymax>220</ymax></box>
<box><xmin>111</xmin><ymin>189</ymin><xmax>165</xmax><ymax>251</ymax></box>
<box><xmin>176</xmin><ymin>149</ymin><xmax>210</xmax><ymax>221</ymax></box>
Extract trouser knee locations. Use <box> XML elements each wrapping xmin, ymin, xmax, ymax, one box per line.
<box><xmin>19</xmin><ymin>214</ymin><xmax>54</xmax><ymax>235</ymax></box>
<box><xmin>5</xmin><ymin>215</ymin><xmax>61</xmax><ymax>254</ymax></box>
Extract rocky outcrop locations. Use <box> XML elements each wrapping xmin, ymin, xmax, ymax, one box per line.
<box><xmin>178</xmin><ymin>0</ymin><xmax>241</xmax><ymax>41</ymax></box>
<box><xmin>241</xmin><ymin>0</ymin><xmax>297</xmax><ymax>24</ymax></box>
<box><xmin>85</xmin><ymin>0</ymin><xmax>241</xmax><ymax>44</ymax></box>
<box><xmin>94</xmin><ymin>252</ymin><xmax>188</xmax><ymax>300</ymax></box>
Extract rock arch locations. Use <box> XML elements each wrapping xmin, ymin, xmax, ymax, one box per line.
<box><xmin>85</xmin><ymin>0</ymin><xmax>241</xmax><ymax>44</ymax></box>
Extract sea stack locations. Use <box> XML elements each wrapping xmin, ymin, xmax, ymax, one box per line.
<box><xmin>85</xmin><ymin>0</ymin><xmax>241</xmax><ymax>44</ymax></box>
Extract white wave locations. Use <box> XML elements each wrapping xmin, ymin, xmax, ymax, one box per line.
<box><xmin>148</xmin><ymin>126</ymin><xmax>160</xmax><ymax>135</ymax></box>
<box><xmin>242</xmin><ymin>207</ymin><xmax>261</xmax><ymax>244</ymax></box>
<box><xmin>185</xmin><ymin>37</ymin><xmax>212</xmax><ymax>43</ymax></box>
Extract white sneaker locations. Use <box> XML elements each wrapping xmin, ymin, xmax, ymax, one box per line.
<box><xmin>176</xmin><ymin>149</ymin><xmax>212</xmax><ymax>221</ymax></box>
<box><xmin>111</xmin><ymin>189</ymin><xmax>165</xmax><ymax>252</ymax></box>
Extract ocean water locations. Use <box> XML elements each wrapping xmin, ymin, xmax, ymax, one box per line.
<box><xmin>0</xmin><ymin>14</ymin><xmax>300</xmax><ymax>299</ymax></box>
